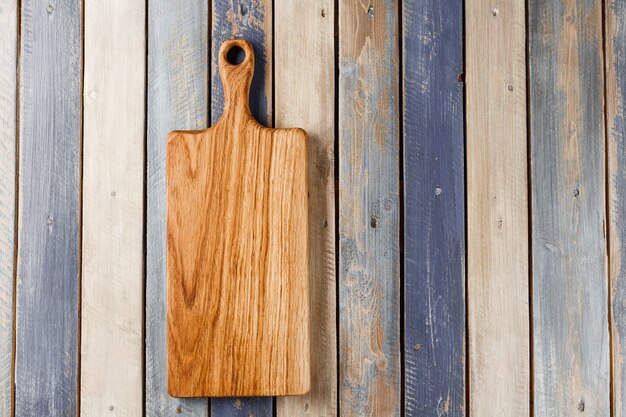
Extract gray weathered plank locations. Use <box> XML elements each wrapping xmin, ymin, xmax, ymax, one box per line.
<box><xmin>146</xmin><ymin>0</ymin><xmax>209</xmax><ymax>415</ymax></box>
<box><xmin>466</xmin><ymin>1</ymin><xmax>530</xmax><ymax>415</ymax></box>
<box><xmin>607</xmin><ymin>1</ymin><xmax>626</xmax><ymax>415</ymax></box>
<box><xmin>338</xmin><ymin>1</ymin><xmax>401</xmax><ymax>416</ymax></box>
<box><xmin>0</xmin><ymin>1</ymin><xmax>17</xmax><ymax>416</ymax></box>
<box><xmin>530</xmin><ymin>0</ymin><xmax>610</xmax><ymax>415</ymax></box>
<box><xmin>275</xmin><ymin>0</ymin><xmax>337</xmax><ymax>415</ymax></box>
<box><xmin>402</xmin><ymin>0</ymin><xmax>466</xmax><ymax>415</ymax></box>
<box><xmin>15</xmin><ymin>0</ymin><xmax>81</xmax><ymax>415</ymax></box>
<box><xmin>210</xmin><ymin>1</ymin><xmax>273</xmax><ymax>415</ymax></box>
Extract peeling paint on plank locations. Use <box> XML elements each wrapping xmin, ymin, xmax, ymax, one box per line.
<box><xmin>403</xmin><ymin>0</ymin><xmax>466</xmax><ymax>415</ymax></box>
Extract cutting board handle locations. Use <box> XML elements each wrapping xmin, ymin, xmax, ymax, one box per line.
<box><xmin>219</xmin><ymin>39</ymin><xmax>255</xmax><ymax>120</ymax></box>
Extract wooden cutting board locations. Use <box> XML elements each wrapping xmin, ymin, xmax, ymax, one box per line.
<box><xmin>166</xmin><ymin>39</ymin><xmax>309</xmax><ymax>397</ymax></box>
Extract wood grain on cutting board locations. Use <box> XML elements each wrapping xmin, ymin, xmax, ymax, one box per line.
<box><xmin>210</xmin><ymin>2</ymin><xmax>274</xmax><ymax>415</ymax></box>
<box><xmin>146</xmin><ymin>0</ymin><xmax>210</xmax><ymax>415</ymax></box>
<box><xmin>275</xmin><ymin>0</ymin><xmax>337</xmax><ymax>415</ymax></box>
<box><xmin>167</xmin><ymin>39</ymin><xmax>309</xmax><ymax>398</ymax></box>
<box><xmin>466</xmin><ymin>0</ymin><xmax>530</xmax><ymax>416</ymax></box>
<box><xmin>15</xmin><ymin>0</ymin><xmax>82</xmax><ymax>415</ymax></box>
<box><xmin>0</xmin><ymin>1</ymin><xmax>16</xmax><ymax>416</ymax></box>
<box><xmin>530</xmin><ymin>0</ymin><xmax>609</xmax><ymax>415</ymax></box>
<box><xmin>338</xmin><ymin>1</ymin><xmax>401</xmax><ymax>416</ymax></box>
<box><xmin>81</xmin><ymin>0</ymin><xmax>145</xmax><ymax>415</ymax></box>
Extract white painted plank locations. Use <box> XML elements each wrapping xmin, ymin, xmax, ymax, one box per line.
<box><xmin>81</xmin><ymin>0</ymin><xmax>145</xmax><ymax>415</ymax></box>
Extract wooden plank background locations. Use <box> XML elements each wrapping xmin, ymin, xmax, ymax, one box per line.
<box><xmin>0</xmin><ymin>1</ymin><xmax>16</xmax><ymax>416</ymax></box>
<box><xmin>607</xmin><ymin>1</ymin><xmax>626</xmax><ymax>415</ymax></box>
<box><xmin>15</xmin><ymin>0</ymin><xmax>82</xmax><ymax>415</ymax></box>
<box><xmin>402</xmin><ymin>0</ymin><xmax>465</xmax><ymax>415</ymax></box>
<box><xmin>81</xmin><ymin>0</ymin><xmax>145</xmax><ymax>415</ymax></box>
<box><xmin>466</xmin><ymin>1</ymin><xmax>530</xmax><ymax>416</ymax></box>
<box><xmin>338</xmin><ymin>1</ymin><xmax>401</xmax><ymax>416</ymax></box>
<box><xmin>530</xmin><ymin>0</ymin><xmax>610</xmax><ymax>416</ymax></box>
<box><xmin>3</xmin><ymin>1</ymin><xmax>626</xmax><ymax>416</ymax></box>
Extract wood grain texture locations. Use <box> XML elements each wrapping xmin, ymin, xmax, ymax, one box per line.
<box><xmin>274</xmin><ymin>0</ymin><xmax>336</xmax><ymax>415</ymax></box>
<box><xmin>466</xmin><ymin>1</ymin><xmax>529</xmax><ymax>416</ymax></box>
<box><xmin>607</xmin><ymin>1</ymin><xmax>626</xmax><ymax>415</ymax></box>
<box><xmin>0</xmin><ymin>1</ymin><xmax>16</xmax><ymax>416</ymax></box>
<box><xmin>338</xmin><ymin>1</ymin><xmax>400</xmax><ymax>416</ymax></box>
<box><xmin>530</xmin><ymin>0</ymin><xmax>609</xmax><ymax>415</ymax></box>
<box><xmin>167</xmin><ymin>39</ymin><xmax>309</xmax><ymax>398</ymax></box>
<box><xmin>15</xmin><ymin>0</ymin><xmax>82</xmax><ymax>415</ymax></box>
<box><xmin>211</xmin><ymin>1</ymin><xmax>274</xmax><ymax>415</ymax></box>
<box><xmin>81</xmin><ymin>0</ymin><xmax>145</xmax><ymax>415</ymax></box>
<box><xmin>403</xmin><ymin>0</ymin><xmax>465</xmax><ymax>415</ymax></box>
<box><xmin>146</xmin><ymin>0</ymin><xmax>209</xmax><ymax>414</ymax></box>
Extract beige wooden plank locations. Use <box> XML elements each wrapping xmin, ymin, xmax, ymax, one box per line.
<box><xmin>275</xmin><ymin>0</ymin><xmax>336</xmax><ymax>415</ymax></box>
<box><xmin>0</xmin><ymin>1</ymin><xmax>17</xmax><ymax>416</ymax></box>
<box><xmin>81</xmin><ymin>0</ymin><xmax>145</xmax><ymax>415</ymax></box>
<box><xmin>466</xmin><ymin>1</ymin><xmax>529</xmax><ymax>416</ymax></box>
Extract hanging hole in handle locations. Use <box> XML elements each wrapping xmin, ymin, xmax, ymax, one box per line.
<box><xmin>226</xmin><ymin>45</ymin><xmax>246</xmax><ymax>65</ymax></box>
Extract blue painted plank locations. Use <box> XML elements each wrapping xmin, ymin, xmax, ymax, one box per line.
<box><xmin>15</xmin><ymin>0</ymin><xmax>81</xmax><ymax>415</ymax></box>
<box><xmin>402</xmin><ymin>0</ymin><xmax>466</xmax><ymax>415</ymax></box>
<box><xmin>211</xmin><ymin>0</ymin><xmax>272</xmax><ymax>126</ymax></box>
<box><xmin>146</xmin><ymin>0</ymin><xmax>209</xmax><ymax>415</ymax></box>
<box><xmin>210</xmin><ymin>1</ymin><xmax>273</xmax><ymax>416</ymax></box>
<box><xmin>338</xmin><ymin>1</ymin><xmax>401</xmax><ymax>416</ymax></box>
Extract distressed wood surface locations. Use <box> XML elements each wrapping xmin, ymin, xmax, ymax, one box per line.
<box><xmin>403</xmin><ymin>0</ymin><xmax>465</xmax><ymax>415</ymax></box>
<box><xmin>274</xmin><ymin>0</ymin><xmax>337</xmax><ymax>415</ymax></box>
<box><xmin>338</xmin><ymin>1</ymin><xmax>400</xmax><ymax>416</ymax></box>
<box><xmin>210</xmin><ymin>1</ymin><xmax>273</xmax><ymax>415</ymax></box>
<box><xmin>167</xmin><ymin>40</ymin><xmax>309</xmax><ymax>398</ymax></box>
<box><xmin>81</xmin><ymin>0</ymin><xmax>145</xmax><ymax>415</ymax></box>
<box><xmin>607</xmin><ymin>1</ymin><xmax>626</xmax><ymax>415</ymax></box>
<box><xmin>15</xmin><ymin>0</ymin><xmax>82</xmax><ymax>415</ymax></box>
<box><xmin>0</xmin><ymin>1</ymin><xmax>16</xmax><ymax>416</ymax></box>
<box><xmin>146</xmin><ymin>0</ymin><xmax>209</xmax><ymax>415</ymax></box>
<box><xmin>466</xmin><ymin>1</ymin><xmax>529</xmax><ymax>416</ymax></box>
<box><xmin>530</xmin><ymin>0</ymin><xmax>609</xmax><ymax>415</ymax></box>
<box><xmin>211</xmin><ymin>0</ymin><xmax>272</xmax><ymax>126</ymax></box>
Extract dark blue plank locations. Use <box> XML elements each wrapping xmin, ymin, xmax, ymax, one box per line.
<box><xmin>402</xmin><ymin>0</ymin><xmax>466</xmax><ymax>415</ymax></box>
<box><xmin>15</xmin><ymin>0</ymin><xmax>82</xmax><ymax>415</ymax></box>
<box><xmin>210</xmin><ymin>1</ymin><xmax>273</xmax><ymax>416</ymax></box>
<box><xmin>211</xmin><ymin>0</ymin><xmax>272</xmax><ymax>126</ymax></box>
